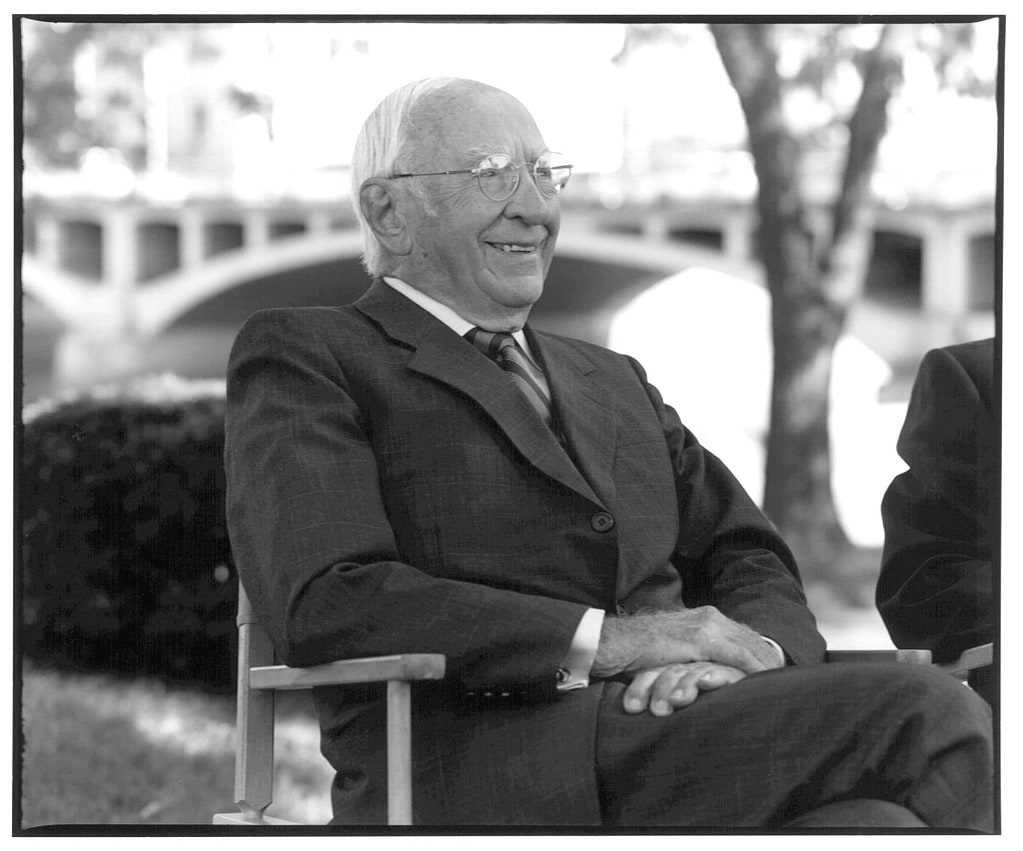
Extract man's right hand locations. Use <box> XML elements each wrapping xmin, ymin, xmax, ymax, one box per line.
<box><xmin>591</xmin><ymin>606</ymin><xmax>782</xmax><ymax>679</ymax></box>
<box><xmin>622</xmin><ymin>661</ymin><xmax>747</xmax><ymax>715</ymax></box>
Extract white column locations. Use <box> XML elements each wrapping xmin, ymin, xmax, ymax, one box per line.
<box><xmin>643</xmin><ymin>212</ymin><xmax>668</xmax><ymax>242</ymax></box>
<box><xmin>922</xmin><ymin>216</ymin><xmax>968</xmax><ymax>315</ymax></box>
<box><xmin>244</xmin><ymin>209</ymin><xmax>270</xmax><ymax>248</ymax></box>
<box><xmin>921</xmin><ymin>214</ymin><xmax>970</xmax><ymax>350</ymax></box>
<box><xmin>722</xmin><ymin>208</ymin><xmax>754</xmax><ymax>261</ymax></box>
<box><xmin>307</xmin><ymin>208</ymin><xmax>332</xmax><ymax>235</ymax></box>
<box><xmin>34</xmin><ymin>211</ymin><xmax>62</xmax><ymax>267</ymax></box>
<box><xmin>179</xmin><ymin>206</ymin><xmax>207</xmax><ymax>268</ymax></box>
<box><xmin>101</xmin><ymin>206</ymin><xmax>139</xmax><ymax>334</ymax></box>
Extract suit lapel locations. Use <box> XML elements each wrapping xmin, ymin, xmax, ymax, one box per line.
<box><xmin>528</xmin><ymin>330</ymin><xmax>619</xmax><ymax>511</ymax></box>
<box><xmin>355</xmin><ymin>281</ymin><xmax>604</xmax><ymax>507</ymax></box>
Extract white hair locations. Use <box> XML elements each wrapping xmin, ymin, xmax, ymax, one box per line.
<box><xmin>350</xmin><ymin>77</ymin><xmax>462</xmax><ymax>276</ymax></box>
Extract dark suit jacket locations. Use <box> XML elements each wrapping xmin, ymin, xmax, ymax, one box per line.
<box><xmin>878</xmin><ymin>339</ymin><xmax>996</xmax><ymax>671</ymax></box>
<box><xmin>224</xmin><ymin>280</ymin><xmax>826</xmax><ymax>824</ymax></box>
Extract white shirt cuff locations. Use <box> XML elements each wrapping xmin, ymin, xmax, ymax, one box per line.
<box><xmin>556</xmin><ymin>607</ymin><xmax>605</xmax><ymax>691</ymax></box>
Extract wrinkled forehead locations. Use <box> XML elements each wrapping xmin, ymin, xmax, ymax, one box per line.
<box><xmin>404</xmin><ymin>84</ymin><xmax>546</xmax><ymax>167</ymax></box>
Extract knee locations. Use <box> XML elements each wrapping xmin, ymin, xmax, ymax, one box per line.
<box><xmin>880</xmin><ymin>664</ymin><xmax>991</xmax><ymax>736</ymax></box>
<box><xmin>822</xmin><ymin>663</ymin><xmax>989</xmax><ymax>729</ymax></box>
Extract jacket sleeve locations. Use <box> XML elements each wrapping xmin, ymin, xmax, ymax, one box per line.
<box><xmin>630</xmin><ymin>358</ymin><xmax>827</xmax><ymax>666</ymax></box>
<box><xmin>877</xmin><ymin>347</ymin><xmax>994</xmax><ymax>660</ymax></box>
<box><xmin>224</xmin><ymin>309</ymin><xmax>588</xmax><ymax>698</ymax></box>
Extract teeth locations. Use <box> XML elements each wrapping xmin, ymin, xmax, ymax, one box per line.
<box><xmin>495</xmin><ymin>244</ymin><xmax>532</xmax><ymax>252</ymax></box>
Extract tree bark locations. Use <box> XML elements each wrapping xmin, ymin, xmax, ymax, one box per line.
<box><xmin>711</xmin><ymin>23</ymin><xmax>902</xmax><ymax>572</ymax></box>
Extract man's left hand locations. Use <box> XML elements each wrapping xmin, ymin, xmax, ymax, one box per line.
<box><xmin>622</xmin><ymin>662</ymin><xmax>746</xmax><ymax>716</ymax></box>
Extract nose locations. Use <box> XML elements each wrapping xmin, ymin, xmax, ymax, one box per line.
<box><xmin>502</xmin><ymin>164</ymin><xmax>554</xmax><ymax>226</ymax></box>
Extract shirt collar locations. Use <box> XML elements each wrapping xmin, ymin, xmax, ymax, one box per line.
<box><xmin>382</xmin><ymin>276</ymin><xmax>531</xmax><ymax>354</ymax></box>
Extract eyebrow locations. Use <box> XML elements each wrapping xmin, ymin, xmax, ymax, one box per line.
<box><xmin>464</xmin><ymin>144</ymin><xmax>511</xmax><ymax>160</ymax></box>
<box><xmin>462</xmin><ymin>145</ymin><xmax>553</xmax><ymax>163</ymax></box>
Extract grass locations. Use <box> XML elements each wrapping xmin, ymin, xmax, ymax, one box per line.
<box><xmin>19</xmin><ymin>663</ymin><xmax>333</xmax><ymax>828</ymax></box>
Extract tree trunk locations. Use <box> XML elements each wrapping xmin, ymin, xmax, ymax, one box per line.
<box><xmin>711</xmin><ymin>23</ymin><xmax>902</xmax><ymax>573</ymax></box>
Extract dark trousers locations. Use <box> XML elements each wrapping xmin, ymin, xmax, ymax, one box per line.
<box><xmin>595</xmin><ymin>662</ymin><xmax>993</xmax><ymax>830</ymax></box>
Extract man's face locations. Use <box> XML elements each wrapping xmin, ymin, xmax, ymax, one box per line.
<box><xmin>396</xmin><ymin>86</ymin><xmax>561</xmax><ymax>330</ymax></box>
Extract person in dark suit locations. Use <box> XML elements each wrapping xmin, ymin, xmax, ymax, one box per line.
<box><xmin>878</xmin><ymin>338</ymin><xmax>996</xmax><ymax>704</ymax></box>
<box><xmin>224</xmin><ymin>77</ymin><xmax>992</xmax><ymax>829</ymax></box>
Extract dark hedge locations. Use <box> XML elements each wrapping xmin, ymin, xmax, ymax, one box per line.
<box><xmin>21</xmin><ymin>377</ymin><xmax>238</xmax><ymax>691</ymax></box>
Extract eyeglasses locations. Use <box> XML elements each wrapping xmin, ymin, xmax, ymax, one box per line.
<box><xmin>390</xmin><ymin>152</ymin><xmax>572</xmax><ymax>202</ymax></box>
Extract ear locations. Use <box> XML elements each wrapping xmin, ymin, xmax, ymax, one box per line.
<box><xmin>359</xmin><ymin>179</ymin><xmax>412</xmax><ymax>256</ymax></box>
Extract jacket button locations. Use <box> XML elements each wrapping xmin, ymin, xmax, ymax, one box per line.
<box><xmin>591</xmin><ymin>512</ymin><xmax>615</xmax><ymax>532</ymax></box>
<box><xmin>615</xmin><ymin>604</ymin><xmax>626</xmax><ymax>616</ymax></box>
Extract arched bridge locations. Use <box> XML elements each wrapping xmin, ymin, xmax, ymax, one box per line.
<box><xmin>21</xmin><ymin>191</ymin><xmax>994</xmax><ymax>391</ymax></box>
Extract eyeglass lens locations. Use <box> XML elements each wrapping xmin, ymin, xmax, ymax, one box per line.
<box><xmin>478</xmin><ymin>153</ymin><xmax>571</xmax><ymax>201</ymax></box>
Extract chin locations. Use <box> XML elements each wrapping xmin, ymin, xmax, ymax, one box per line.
<box><xmin>500</xmin><ymin>275</ymin><xmax>546</xmax><ymax>308</ymax></box>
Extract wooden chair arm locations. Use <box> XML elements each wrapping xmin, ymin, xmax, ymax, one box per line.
<box><xmin>213</xmin><ymin>811</ymin><xmax>300</xmax><ymax>826</ymax></box>
<box><xmin>247</xmin><ymin>653</ymin><xmax>445</xmax><ymax>825</ymax></box>
<box><xmin>938</xmin><ymin>642</ymin><xmax>993</xmax><ymax>678</ymax></box>
<box><xmin>249</xmin><ymin>653</ymin><xmax>447</xmax><ymax>691</ymax></box>
<box><xmin>218</xmin><ymin>583</ymin><xmax>449</xmax><ymax>826</ymax></box>
<box><xmin>824</xmin><ymin>648</ymin><xmax>932</xmax><ymax>665</ymax></box>
<box><xmin>825</xmin><ymin>643</ymin><xmax>993</xmax><ymax>680</ymax></box>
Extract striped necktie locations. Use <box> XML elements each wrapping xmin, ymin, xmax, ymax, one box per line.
<box><xmin>465</xmin><ymin>327</ymin><xmax>554</xmax><ymax>428</ymax></box>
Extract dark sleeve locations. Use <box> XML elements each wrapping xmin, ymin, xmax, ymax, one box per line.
<box><xmin>877</xmin><ymin>346</ymin><xmax>994</xmax><ymax>660</ymax></box>
<box><xmin>224</xmin><ymin>310</ymin><xmax>587</xmax><ymax>698</ymax></box>
<box><xmin>631</xmin><ymin>358</ymin><xmax>827</xmax><ymax>666</ymax></box>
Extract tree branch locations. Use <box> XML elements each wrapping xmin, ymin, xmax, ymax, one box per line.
<box><xmin>825</xmin><ymin>25</ymin><xmax>904</xmax><ymax>274</ymax></box>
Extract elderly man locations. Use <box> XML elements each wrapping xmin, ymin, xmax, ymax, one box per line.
<box><xmin>225</xmin><ymin>77</ymin><xmax>992</xmax><ymax>828</ymax></box>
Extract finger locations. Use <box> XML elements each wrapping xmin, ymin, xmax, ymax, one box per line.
<box><xmin>660</xmin><ymin>668</ymin><xmax>706</xmax><ymax>711</ymax></box>
<box><xmin>649</xmin><ymin>666</ymin><xmax>693</xmax><ymax>714</ymax></box>
<box><xmin>707</xmin><ymin>638</ymin><xmax>769</xmax><ymax>674</ymax></box>
<box><xmin>694</xmin><ymin>665</ymin><xmax>745</xmax><ymax>691</ymax></box>
<box><xmin>622</xmin><ymin>668</ymin><xmax>662</xmax><ymax>714</ymax></box>
<box><xmin>678</xmin><ymin>607</ymin><xmax>770</xmax><ymax>674</ymax></box>
<box><xmin>716</xmin><ymin>623</ymin><xmax>786</xmax><ymax>673</ymax></box>
<box><xmin>663</xmin><ymin>665</ymin><xmax>745</xmax><ymax>711</ymax></box>
<box><xmin>708</xmin><ymin>612</ymin><xmax>779</xmax><ymax>673</ymax></box>
<box><xmin>739</xmin><ymin>627</ymin><xmax>785</xmax><ymax>670</ymax></box>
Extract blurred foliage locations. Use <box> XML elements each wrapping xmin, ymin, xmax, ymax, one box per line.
<box><xmin>21</xmin><ymin>377</ymin><xmax>237</xmax><ymax>691</ymax></box>
<box><xmin>20</xmin><ymin>20</ymin><xmax>226</xmax><ymax>170</ymax></box>
<box><xmin>21</xmin><ymin>22</ymin><xmax>97</xmax><ymax>168</ymax></box>
<box><xmin>776</xmin><ymin>22</ymin><xmax>994</xmax><ymax>151</ymax></box>
<box><xmin>616</xmin><ymin>21</ymin><xmax>994</xmax><ymax>156</ymax></box>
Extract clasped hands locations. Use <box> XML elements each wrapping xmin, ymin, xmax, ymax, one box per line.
<box><xmin>591</xmin><ymin>606</ymin><xmax>783</xmax><ymax>716</ymax></box>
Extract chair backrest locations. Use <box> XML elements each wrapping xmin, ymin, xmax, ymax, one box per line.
<box><xmin>231</xmin><ymin>584</ymin><xmax>278</xmax><ymax>820</ymax></box>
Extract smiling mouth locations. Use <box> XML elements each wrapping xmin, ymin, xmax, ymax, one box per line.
<box><xmin>487</xmin><ymin>242</ymin><xmax>538</xmax><ymax>254</ymax></box>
